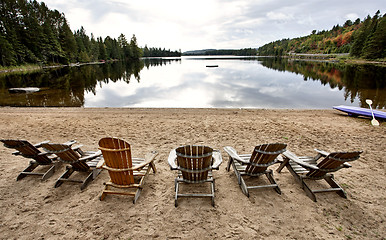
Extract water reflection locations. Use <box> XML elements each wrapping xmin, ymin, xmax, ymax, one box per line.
<box><xmin>0</xmin><ymin>57</ymin><xmax>385</xmax><ymax>109</ymax></box>
<box><xmin>259</xmin><ymin>58</ymin><xmax>386</xmax><ymax>109</ymax></box>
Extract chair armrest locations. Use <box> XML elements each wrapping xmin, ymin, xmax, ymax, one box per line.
<box><xmin>223</xmin><ymin>146</ymin><xmax>249</xmax><ymax>164</ymax></box>
<box><xmin>282</xmin><ymin>151</ymin><xmax>319</xmax><ymax>170</ymax></box>
<box><xmin>101</xmin><ymin>151</ymin><xmax>158</xmax><ymax>172</ymax></box>
<box><xmin>37</xmin><ymin>152</ymin><xmax>52</xmax><ymax>157</ymax></box>
<box><xmin>63</xmin><ymin>140</ymin><xmax>77</xmax><ymax>146</ymax></box>
<box><xmin>343</xmin><ymin>162</ymin><xmax>352</xmax><ymax>168</ymax></box>
<box><xmin>79</xmin><ymin>150</ymin><xmax>102</xmax><ymax>161</ymax></box>
<box><xmin>314</xmin><ymin>149</ymin><xmax>329</xmax><ymax>156</ymax></box>
<box><xmin>168</xmin><ymin>149</ymin><xmax>178</xmax><ymax>170</ymax></box>
<box><xmin>34</xmin><ymin>140</ymin><xmax>50</xmax><ymax>148</ymax></box>
<box><xmin>131</xmin><ymin>151</ymin><xmax>158</xmax><ymax>170</ymax></box>
<box><xmin>314</xmin><ymin>148</ymin><xmax>329</xmax><ymax>158</ymax></box>
<box><xmin>96</xmin><ymin>158</ymin><xmax>105</xmax><ymax>169</ymax></box>
<box><xmin>212</xmin><ymin>150</ymin><xmax>222</xmax><ymax>170</ymax></box>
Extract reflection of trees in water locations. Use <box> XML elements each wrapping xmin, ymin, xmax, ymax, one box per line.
<box><xmin>0</xmin><ymin>60</ymin><xmax>146</xmax><ymax>107</ymax></box>
<box><xmin>143</xmin><ymin>58</ymin><xmax>181</xmax><ymax>69</ymax></box>
<box><xmin>259</xmin><ymin>57</ymin><xmax>386</xmax><ymax>109</ymax></box>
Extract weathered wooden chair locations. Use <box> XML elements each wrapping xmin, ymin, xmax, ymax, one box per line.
<box><xmin>224</xmin><ymin>143</ymin><xmax>287</xmax><ymax>197</ymax></box>
<box><xmin>1</xmin><ymin>139</ymin><xmax>59</xmax><ymax>181</ymax></box>
<box><xmin>168</xmin><ymin>145</ymin><xmax>222</xmax><ymax>207</ymax></box>
<box><xmin>41</xmin><ymin>141</ymin><xmax>103</xmax><ymax>190</ymax></box>
<box><xmin>97</xmin><ymin>137</ymin><xmax>158</xmax><ymax>203</ymax></box>
<box><xmin>277</xmin><ymin>149</ymin><xmax>362</xmax><ymax>202</ymax></box>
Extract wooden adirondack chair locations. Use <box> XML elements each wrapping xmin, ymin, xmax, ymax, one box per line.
<box><xmin>224</xmin><ymin>143</ymin><xmax>287</xmax><ymax>197</ymax></box>
<box><xmin>97</xmin><ymin>137</ymin><xmax>158</xmax><ymax>203</ymax></box>
<box><xmin>41</xmin><ymin>141</ymin><xmax>103</xmax><ymax>190</ymax></box>
<box><xmin>1</xmin><ymin>139</ymin><xmax>59</xmax><ymax>181</ymax></box>
<box><xmin>277</xmin><ymin>149</ymin><xmax>362</xmax><ymax>202</ymax></box>
<box><xmin>168</xmin><ymin>145</ymin><xmax>222</xmax><ymax>207</ymax></box>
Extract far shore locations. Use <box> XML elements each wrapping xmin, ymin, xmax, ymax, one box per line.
<box><xmin>1</xmin><ymin>55</ymin><xmax>385</xmax><ymax>75</ymax></box>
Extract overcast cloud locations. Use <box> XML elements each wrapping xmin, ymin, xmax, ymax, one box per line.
<box><xmin>42</xmin><ymin>0</ymin><xmax>384</xmax><ymax>51</ymax></box>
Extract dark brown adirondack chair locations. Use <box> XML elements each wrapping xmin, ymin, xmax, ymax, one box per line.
<box><xmin>168</xmin><ymin>145</ymin><xmax>222</xmax><ymax>207</ymax></box>
<box><xmin>1</xmin><ymin>139</ymin><xmax>60</xmax><ymax>181</ymax></box>
<box><xmin>277</xmin><ymin>149</ymin><xmax>362</xmax><ymax>202</ymax></box>
<box><xmin>41</xmin><ymin>141</ymin><xmax>102</xmax><ymax>190</ymax></box>
<box><xmin>224</xmin><ymin>143</ymin><xmax>287</xmax><ymax>197</ymax></box>
<box><xmin>97</xmin><ymin>137</ymin><xmax>157</xmax><ymax>203</ymax></box>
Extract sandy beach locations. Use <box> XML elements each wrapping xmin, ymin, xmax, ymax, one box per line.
<box><xmin>0</xmin><ymin>107</ymin><xmax>384</xmax><ymax>239</ymax></box>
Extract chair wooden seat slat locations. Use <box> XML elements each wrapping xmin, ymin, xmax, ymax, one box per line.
<box><xmin>1</xmin><ymin>139</ymin><xmax>60</xmax><ymax>181</ymax></box>
<box><xmin>224</xmin><ymin>143</ymin><xmax>287</xmax><ymax>197</ymax></box>
<box><xmin>97</xmin><ymin>137</ymin><xmax>157</xmax><ymax>203</ymax></box>
<box><xmin>277</xmin><ymin>149</ymin><xmax>362</xmax><ymax>202</ymax></box>
<box><xmin>168</xmin><ymin>145</ymin><xmax>222</xmax><ymax>207</ymax></box>
<box><xmin>41</xmin><ymin>141</ymin><xmax>103</xmax><ymax>190</ymax></box>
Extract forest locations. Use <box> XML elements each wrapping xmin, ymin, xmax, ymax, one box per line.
<box><xmin>258</xmin><ymin>11</ymin><xmax>386</xmax><ymax>60</ymax></box>
<box><xmin>0</xmin><ymin>0</ymin><xmax>181</xmax><ymax>67</ymax></box>
<box><xmin>183</xmin><ymin>48</ymin><xmax>257</xmax><ymax>56</ymax></box>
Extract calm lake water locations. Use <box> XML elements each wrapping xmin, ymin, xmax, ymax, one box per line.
<box><xmin>1</xmin><ymin>56</ymin><xmax>385</xmax><ymax>109</ymax></box>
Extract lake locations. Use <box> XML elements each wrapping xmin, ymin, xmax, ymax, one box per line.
<box><xmin>0</xmin><ymin>56</ymin><xmax>385</xmax><ymax>109</ymax></box>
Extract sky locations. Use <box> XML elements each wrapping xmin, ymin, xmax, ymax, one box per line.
<box><xmin>42</xmin><ymin>0</ymin><xmax>385</xmax><ymax>52</ymax></box>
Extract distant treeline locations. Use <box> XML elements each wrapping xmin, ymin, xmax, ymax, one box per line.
<box><xmin>183</xmin><ymin>48</ymin><xmax>257</xmax><ymax>56</ymax></box>
<box><xmin>142</xmin><ymin>46</ymin><xmax>181</xmax><ymax>57</ymax></box>
<box><xmin>0</xmin><ymin>0</ymin><xmax>180</xmax><ymax>67</ymax></box>
<box><xmin>258</xmin><ymin>11</ymin><xmax>386</xmax><ymax>60</ymax></box>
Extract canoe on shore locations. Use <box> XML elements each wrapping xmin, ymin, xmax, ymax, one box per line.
<box><xmin>8</xmin><ymin>87</ymin><xmax>40</xmax><ymax>93</ymax></box>
<box><xmin>333</xmin><ymin>105</ymin><xmax>386</xmax><ymax>120</ymax></box>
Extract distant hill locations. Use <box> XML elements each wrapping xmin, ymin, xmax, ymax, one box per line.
<box><xmin>257</xmin><ymin>11</ymin><xmax>386</xmax><ymax>60</ymax></box>
<box><xmin>183</xmin><ymin>48</ymin><xmax>257</xmax><ymax>56</ymax></box>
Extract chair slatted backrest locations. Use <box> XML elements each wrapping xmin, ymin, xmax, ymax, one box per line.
<box><xmin>307</xmin><ymin>151</ymin><xmax>362</xmax><ymax>178</ymax></box>
<box><xmin>245</xmin><ymin>143</ymin><xmax>287</xmax><ymax>174</ymax></box>
<box><xmin>42</xmin><ymin>143</ymin><xmax>89</xmax><ymax>171</ymax></box>
<box><xmin>1</xmin><ymin>139</ymin><xmax>52</xmax><ymax>164</ymax></box>
<box><xmin>175</xmin><ymin>145</ymin><xmax>213</xmax><ymax>182</ymax></box>
<box><xmin>99</xmin><ymin>137</ymin><xmax>134</xmax><ymax>185</ymax></box>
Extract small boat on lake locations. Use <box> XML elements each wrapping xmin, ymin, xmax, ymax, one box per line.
<box><xmin>206</xmin><ymin>65</ymin><xmax>218</xmax><ymax>68</ymax></box>
<box><xmin>8</xmin><ymin>87</ymin><xmax>40</xmax><ymax>93</ymax></box>
<box><xmin>333</xmin><ymin>105</ymin><xmax>386</xmax><ymax>120</ymax></box>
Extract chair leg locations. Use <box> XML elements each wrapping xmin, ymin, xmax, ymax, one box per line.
<box><xmin>16</xmin><ymin>161</ymin><xmax>39</xmax><ymax>181</ymax></box>
<box><xmin>41</xmin><ymin>164</ymin><xmax>56</xmax><ymax>181</ymax></box>
<box><xmin>266</xmin><ymin>170</ymin><xmax>281</xmax><ymax>194</ymax></box>
<box><xmin>301</xmin><ymin>179</ymin><xmax>317</xmax><ymax>202</ymax></box>
<box><xmin>54</xmin><ymin>167</ymin><xmax>74</xmax><ymax>188</ymax></box>
<box><xmin>150</xmin><ymin>161</ymin><xmax>157</xmax><ymax>173</ymax></box>
<box><xmin>175</xmin><ymin>179</ymin><xmax>179</xmax><ymax>207</ymax></box>
<box><xmin>226</xmin><ymin>157</ymin><xmax>233</xmax><ymax>172</ymax></box>
<box><xmin>276</xmin><ymin>156</ymin><xmax>290</xmax><ymax>173</ymax></box>
<box><xmin>100</xmin><ymin>185</ymin><xmax>109</xmax><ymax>201</ymax></box>
<box><xmin>133</xmin><ymin>188</ymin><xmax>142</xmax><ymax>204</ymax></box>
<box><xmin>325</xmin><ymin>175</ymin><xmax>347</xmax><ymax>198</ymax></box>
<box><xmin>239</xmin><ymin>176</ymin><xmax>249</xmax><ymax>197</ymax></box>
<box><xmin>211</xmin><ymin>180</ymin><xmax>215</xmax><ymax>207</ymax></box>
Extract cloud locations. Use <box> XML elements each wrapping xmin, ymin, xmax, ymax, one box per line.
<box><xmin>43</xmin><ymin>0</ymin><xmax>385</xmax><ymax>50</ymax></box>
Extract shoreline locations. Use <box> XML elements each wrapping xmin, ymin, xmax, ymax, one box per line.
<box><xmin>0</xmin><ymin>107</ymin><xmax>384</xmax><ymax>239</ymax></box>
<box><xmin>1</xmin><ymin>55</ymin><xmax>385</xmax><ymax>74</ymax></box>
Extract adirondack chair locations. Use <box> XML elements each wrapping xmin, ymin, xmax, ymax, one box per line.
<box><xmin>168</xmin><ymin>145</ymin><xmax>222</xmax><ymax>207</ymax></box>
<box><xmin>97</xmin><ymin>137</ymin><xmax>158</xmax><ymax>203</ymax></box>
<box><xmin>276</xmin><ymin>149</ymin><xmax>362</xmax><ymax>202</ymax></box>
<box><xmin>1</xmin><ymin>139</ymin><xmax>59</xmax><ymax>181</ymax></box>
<box><xmin>41</xmin><ymin>141</ymin><xmax>103</xmax><ymax>190</ymax></box>
<box><xmin>224</xmin><ymin>143</ymin><xmax>287</xmax><ymax>197</ymax></box>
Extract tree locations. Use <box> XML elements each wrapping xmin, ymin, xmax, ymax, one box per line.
<box><xmin>361</xmin><ymin>14</ymin><xmax>386</xmax><ymax>59</ymax></box>
<box><xmin>350</xmin><ymin>15</ymin><xmax>372</xmax><ymax>57</ymax></box>
<box><xmin>59</xmin><ymin>18</ymin><xmax>77</xmax><ymax>63</ymax></box>
<box><xmin>129</xmin><ymin>34</ymin><xmax>142</xmax><ymax>59</ymax></box>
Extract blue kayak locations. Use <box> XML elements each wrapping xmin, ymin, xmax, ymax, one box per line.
<box><xmin>333</xmin><ymin>105</ymin><xmax>386</xmax><ymax>120</ymax></box>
